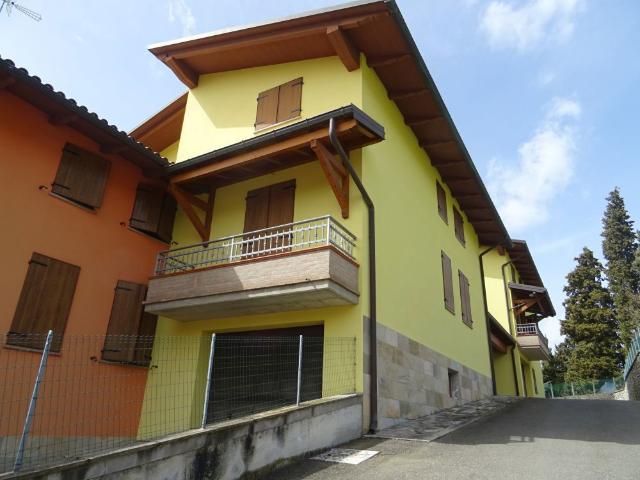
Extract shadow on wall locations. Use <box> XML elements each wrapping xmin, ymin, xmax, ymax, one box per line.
<box><xmin>435</xmin><ymin>398</ymin><xmax>640</xmax><ymax>446</ymax></box>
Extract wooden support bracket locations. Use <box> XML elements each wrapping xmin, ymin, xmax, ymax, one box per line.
<box><xmin>310</xmin><ymin>139</ymin><xmax>349</xmax><ymax>219</ymax></box>
<box><xmin>163</xmin><ymin>55</ymin><xmax>199</xmax><ymax>89</ymax></box>
<box><xmin>326</xmin><ymin>26</ymin><xmax>360</xmax><ymax>72</ymax></box>
<box><xmin>168</xmin><ymin>184</ymin><xmax>210</xmax><ymax>242</ymax></box>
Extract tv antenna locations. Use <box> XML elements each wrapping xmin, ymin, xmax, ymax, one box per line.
<box><xmin>0</xmin><ymin>0</ymin><xmax>42</xmax><ymax>22</ymax></box>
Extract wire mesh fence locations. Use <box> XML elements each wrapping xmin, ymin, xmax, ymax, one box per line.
<box><xmin>544</xmin><ymin>376</ymin><xmax>625</xmax><ymax>399</ymax></box>
<box><xmin>0</xmin><ymin>332</ymin><xmax>356</xmax><ymax>475</ymax></box>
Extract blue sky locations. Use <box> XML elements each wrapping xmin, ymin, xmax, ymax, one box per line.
<box><xmin>2</xmin><ymin>0</ymin><xmax>639</xmax><ymax>349</ymax></box>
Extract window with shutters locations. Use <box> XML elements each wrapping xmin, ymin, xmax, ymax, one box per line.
<box><xmin>129</xmin><ymin>183</ymin><xmax>177</xmax><ymax>243</ymax></box>
<box><xmin>255</xmin><ymin>78</ymin><xmax>303</xmax><ymax>130</ymax></box>
<box><xmin>7</xmin><ymin>253</ymin><xmax>80</xmax><ymax>352</ymax></box>
<box><xmin>453</xmin><ymin>207</ymin><xmax>465</xmax><ymax>246</ymax></box>
<box><xmin>459</xmin><ymin>270</ymin><xmax>473</xmax><ymax>328</ymax></box>
<box><xmin>436</xmin><ymin>181</ymin><xmax>448</xmax><ymax>224</ymax></box>
<box><xmin>102</xmin><ymin>281</ymin><xmax>157</xmax><ymax>366</ymax></box>
<box><xmin>441</xmin><ymin>251</ymin><xmax>454</xmax><ymax>314</ymax></box>
<box><xmin>51</xmin><ymin>144</ymin><xmax>111</xmax><ymax>210</ymax></box>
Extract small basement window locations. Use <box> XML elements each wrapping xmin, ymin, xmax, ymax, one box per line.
<box><xmin>448</xmin><ymin>369</ymin><xmax>460</xmax><ymax>399</ymax></box>
<box><xmin>51</xmin><ymin>144</ymin><xmax>111</xmax><ymax>210</ymax></box>
<box><xmin>255</xmin><ymin>78</ymin><xmax>303</xmax><ymax>130</ymax></box>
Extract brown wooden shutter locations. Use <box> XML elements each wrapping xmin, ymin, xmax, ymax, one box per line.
<box><xmin>132</xmin><ymin>312</ymin><xmax>158</xmax><ymax>366</ymax></box>
<box><xmin>267</xmin><ymin>180</ymin><xmax>296</xmax><ymax>250</ymax></box>
<box><xmin>436</xmin><ymin>181</ymin><xmax>448</xmax><ymax>224</ymax></box>
<box><xmin>243</xmin><ymin>186</ymin><xmax>271</xmax><ymax>255</ymax></box>
<box><xmin>267</xmin><ymin>180</ymin><xmax>296</xmax><ymax>227</ymax></box>
<box><xmin>454</xmin><ymin>207</ymin><xmax>465</xmax><ymax>246</ymax></box>
<box><xmin>459</xmin><ymin>270</ymin><xmax>473</xmax><ymax>327</ymax></box>
<box><xmin>157</xmin><ymin>194</ymin><xmax>177</xmax><ymax>243</ymax></box>
<box><xmin>52</xmin><ymin>144</ymin><xmax>110</xmax><ymax>209</ymax></box>
<box><xmin>130</xmin><ymin>184</ymin><xmax>176</xmax><ymax>243</ymax></box>
<box><xmin>276</xmin><ymin>78</ymin><xmax>303</xmax><ymax>123</ymax></box>
<box><xmin>130</xmin><ymin>184</ymin><xmax>164</xmax><ymax>233</ymax></box>
<box><xmin>441</xmin><ymin>251</ymin><xmax>454</xmax><ymax>314</ymax></box>
<box><xmin>102</xmin><ymin>281</ymin><xmax>146</xmax><ymax>363</ymax></box>
<box><xmin>8</xmin><ymin>253</ymin><xmax>80</xmax><ymax>352</ymax></box>
<box><xmin>255</xmin><ymin>86</ymin><xmax>279</xmax><ymax>130</ymax></box>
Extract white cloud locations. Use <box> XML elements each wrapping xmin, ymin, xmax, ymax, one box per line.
<box><xmin>168</xmin><ymin>0</ymin><xmax>196</xmax><ymax>36</ymax></box>
<box><xmin>480</xmin><ymin>0</ymin><xmax>584</xmax><ymax>51</ymax></box>
<box><xmin>488</xmin><ymin>97</ymin><xmax>581</xmax><ymax>232</ymax></box>
<box><xmin>537</xmin><ymin>70</ymin><xmax>556</xmax><ymax>87</ymax></box>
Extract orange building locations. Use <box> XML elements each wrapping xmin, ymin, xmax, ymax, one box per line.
<box><xmin>0</xmin><ymin>57</ymin><xmax>173</xmax><ymax>456</ymax></box>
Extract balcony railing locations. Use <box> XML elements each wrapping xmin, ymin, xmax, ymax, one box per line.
<box><xmin>516</xmin><ymin>323</ymin><xmax>549</xmax><ymax>349</ymax></box>
<box><xmin>154</xmin><ymin>216</ymin><xmax>356</xmax><ymax>276</ymax></box>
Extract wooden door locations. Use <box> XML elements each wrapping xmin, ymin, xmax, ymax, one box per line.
<box><xmin>242</xmin><ymin>180</ymin><xmax>295</xmax><ymax>257</ymax></box>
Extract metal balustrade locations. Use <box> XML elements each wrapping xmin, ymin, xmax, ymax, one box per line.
<box><xmin>154</xmin><ymin>216</ymin><xmax>356</xmax><ymax>276</ymax></box>
<box><xmin>516</xmin><ymin>323</ymin><xmax>549</xmax><ymax>348</ymax></box>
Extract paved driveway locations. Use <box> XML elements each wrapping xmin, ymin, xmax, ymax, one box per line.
<box><xmin>262</xmin><ymin>399</ymin><xmax>640</xmax><ymax>480</ymax></box>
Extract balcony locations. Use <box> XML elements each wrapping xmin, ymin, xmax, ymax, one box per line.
<box><xmin>516</xmin><ymin>323</ymin><xmax>550</xmax><ymax>361</ymax></box>
<box><xmin>144</xmin><ymin>216</ymin><xmax>359</xmax><ymax>320</ymax></box>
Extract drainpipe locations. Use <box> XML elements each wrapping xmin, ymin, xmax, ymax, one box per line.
<box><xmin>501</xmin><ymin>261</ymin><xmax>520</xmax><ymax>396</ymax></box>
<box><xmin>329</xmin><ymin>117</ymin><xmax>378</xmax><ymax>433</ymax></box>
<box><xmin>479</xmin><ymin>246</ymin><xmax>499</xmax><ymax>395</ymax></box>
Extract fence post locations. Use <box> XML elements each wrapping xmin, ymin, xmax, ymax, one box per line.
<box><xmin>296</xmin><ymin>335</ymin><xmax>303</xmax><ymax>406</ymax></box>
<box><xmin>550</xmin><ymin>383</ymin><xmax>555</xmax><ymax>398</ymax></box>
<box><xmin>201</xmin><ymin>333</ymin><xmax>216</xmax><ymax>429</ymax></box>
<box><xmin>592</xmin><ymin>380</ymin><xmax>596</xmax><ymax>395</ymax></box>
<box><xmin>571</xmin><ymin>382</ymin><xmax>575</xmax><ymax>396</ymax></box>
<box><xmin>14</xmin><ymin>330</ymin><xmax>54</xmax><ymax>472</ymax></box>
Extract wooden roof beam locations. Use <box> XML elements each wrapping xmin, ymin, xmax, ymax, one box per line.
<box><xmin>170</xmin><ymin>119</ymin><xmax>358</xmax><ymax>185</ymax></box>
<box><xmin>368</xmin><ymin>53</ymin><xmax>411</xmax><ymax>68</ymax></box>
<box><xmin>388</xmin><ymin>88</ymin><xmax>428</xmax><ymax>101</ymax></box>
<box><xmin>420</xmin><ymin>139</ymin><xmax>456</xmax><ymax>149</ymax></box>
<box><xmin>432</xmin><ymin>160</ymin><xmax>464</xmax><ymax>169</ymax></box>
<box><xmin>48</xmin><ymin>112</ymin><xmax>78</xmax><ymax>126</ymax></box>
<box><xmin>168</xmin><ymin>184</ymin><xmax>209</xmax><ymax>242</ymax></box>
<box><xmin>162</xmin><ymin>55</ymin><xmax>199</xmax><ymax>89</ymax></box>
<box><xmin>326</xmin><ymin>26</ymin><xmax>360</xmax><ymax>72</ymax></box>
<box><xmin>100</xmin><ymin>143</ymin><xmax>127</xmax><ymax>155</ymax></box>
<box><xmin>311</xmin><ymin>139</ymin><xmax>349</xmax><ymax>218</ymax></box>
<box><xmin>406</xmin><ymin>115</ymin><xmax>442</xmax><ymax>127</ymax></box>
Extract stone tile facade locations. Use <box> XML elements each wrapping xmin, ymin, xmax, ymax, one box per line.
<box><xmin>376</xmin><ymin>323</ymin><xmax>493</xmax><ymax>430</ymax></box>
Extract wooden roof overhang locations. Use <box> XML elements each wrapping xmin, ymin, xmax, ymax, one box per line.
<box><xmin>147</xmin><ymin>0</ymin><xmax>510</xmax><ymax>246</ymax></box>
<box><xmin>164</xmin><ymin>105</ymin><xmax>384</xmax><ymax>242</ymax></box>
<box><xmin>130</xmin><ymin>92</ymin><xmax>188</xmax><ymax>154</ymax></box>
<box><xmin>0</xmin><ymin>56</ymin><xmax>168</xmax><ymax>173</ymax></box>
<box><xmin>508</xmin><ymin>282</ymin><xmax>555</xmax><ymax>320</ymax></box>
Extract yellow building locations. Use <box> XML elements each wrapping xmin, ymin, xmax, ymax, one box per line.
<box><xmin>483</xmin><ymin>240</ymin><xmax>555</xmax><ymax>398</ymax></box>
<box><xmin>130</xmin><ymin>0</ymin><xmax>550</xmax><ymax>434</ymax></box>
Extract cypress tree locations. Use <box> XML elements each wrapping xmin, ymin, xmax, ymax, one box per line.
<box><xmin>601</xmin><ymin>188</ymin><xmax>639</xmax><ymax>348</ymax></box>
<box><xmin>561</xmin><ymin>247</ymin><xmax>622</xmax><ymax>380</ymax></box>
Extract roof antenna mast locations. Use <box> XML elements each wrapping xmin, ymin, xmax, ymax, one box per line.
<box><xmin>0</xmin><ymin>0</ymin><xmax>42</xmax><ymax>21</ymax></box>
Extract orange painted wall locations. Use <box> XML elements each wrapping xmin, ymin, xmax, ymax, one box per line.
<box><xmin>0</xmin><ymin>91</ymin><xmax>165</xmax><ymax>439</ymax></box>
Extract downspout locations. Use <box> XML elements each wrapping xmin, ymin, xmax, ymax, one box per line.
<box><xmin>501</xmin><ymin>261</ymin><xmax>520</xmax><ymax>396</ymax></box>
<box><xmin>479</xmin><ymin>246</ymin><xmax>498</xmax><ymax>395</ymax></box>
<box><xmin>329</xmin><ymin>117</ymin><xmax>378</xmax><ymax>433</ymax></box>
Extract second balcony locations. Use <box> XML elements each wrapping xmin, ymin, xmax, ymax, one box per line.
<box><xmin>144</xmin><ymin>216</ymin><xmax>359</xmax><ymax>320</ymax></box>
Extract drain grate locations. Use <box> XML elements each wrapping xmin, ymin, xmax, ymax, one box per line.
<box><xmin>311</xmin><ymin>448</ymin><xmax>379</xmax><ymax>465</ymax></box>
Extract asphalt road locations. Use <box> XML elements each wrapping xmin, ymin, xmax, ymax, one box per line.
<box><xmin>261</xmin><ymin>399</ymin><xmax>640</xmax><ymax>480</ymax></box>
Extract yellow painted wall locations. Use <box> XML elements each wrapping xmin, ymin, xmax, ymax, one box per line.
<box><xmin>161</xmin><ymin>140</ymin><xmax>180</xmax><ymax>163</ymax></box>
<box><xmin>174</xmin><ymin>56</ymin><xmax>363</xmax><ymax>162</ymax></box>
<box><xmin>360</xmin><ymin>59</ymin><xmax>491</xmax><ymax>378</ymax></box>
<box><xmin>494</xmin><ymin>349</ymin><xmax>517</xmax><ymax>396</ymax></box>
<box><xmin>483</xmin><ymin>249</ymin><xmax>514</xmax><ymax>335</ymax></box>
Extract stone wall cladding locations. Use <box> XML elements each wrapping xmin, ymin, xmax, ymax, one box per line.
<box><xmin>376</xmin><ymin>323</ymin><xmax>492</xmax><ymax>430</ymax></box>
